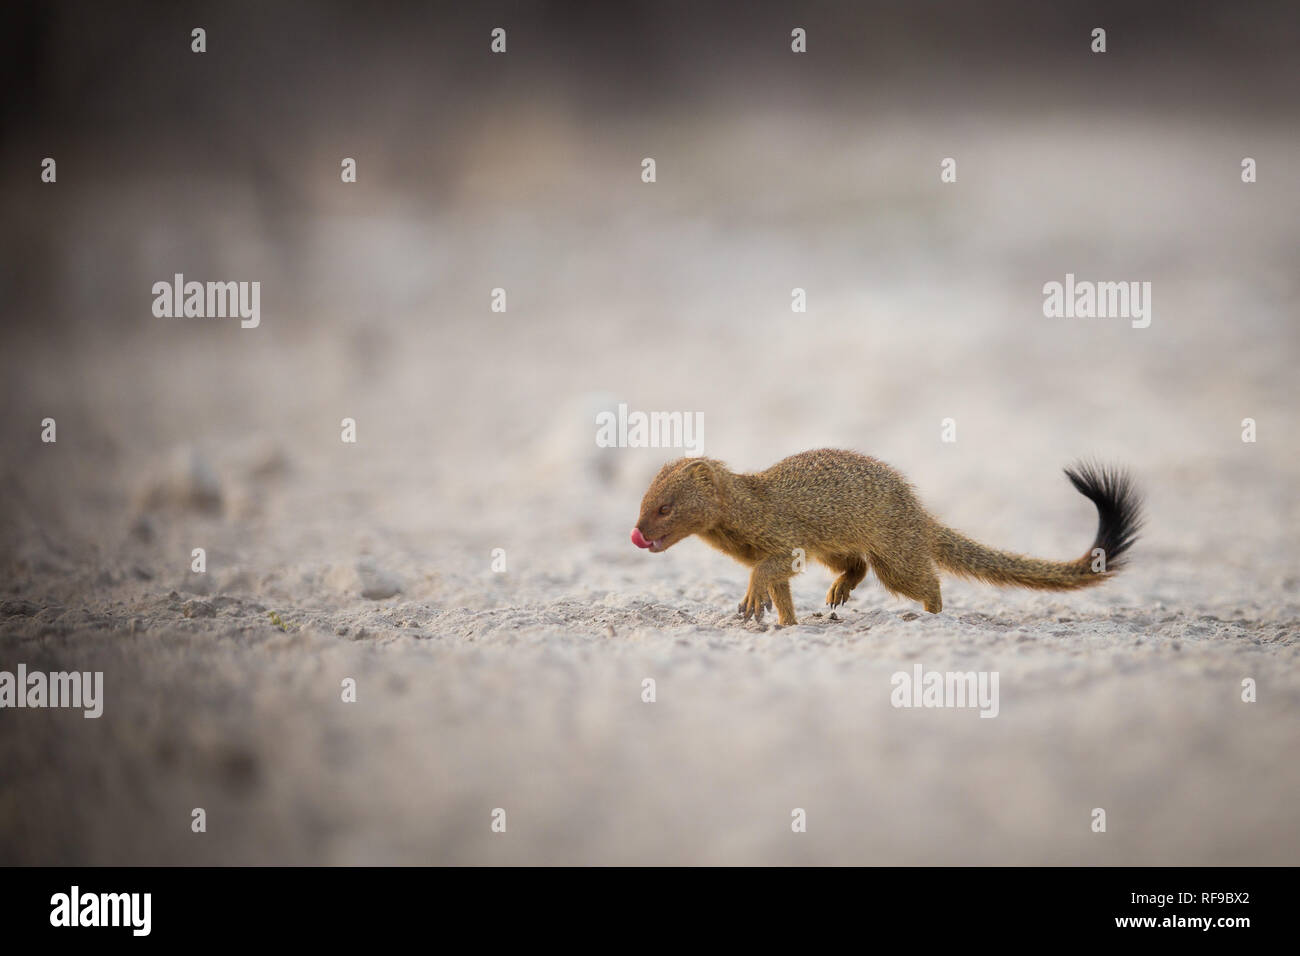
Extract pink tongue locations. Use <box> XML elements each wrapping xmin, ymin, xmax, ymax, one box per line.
<box><xmin>630</xmin><ymin>528</ymin><xmax>652</xmax><ymax>549</ymax></box>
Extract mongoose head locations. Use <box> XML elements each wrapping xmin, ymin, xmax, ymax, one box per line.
<box><xmin>631</xmin><ymin>458</ymin><xmax>723</xmax><ymax>553</ymax></box>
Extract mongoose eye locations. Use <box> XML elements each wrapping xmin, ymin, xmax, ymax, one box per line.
<box><xmin>658</xmin><ymin>505</ymin><xmax>671</xmax><ymax>516</ymax></box>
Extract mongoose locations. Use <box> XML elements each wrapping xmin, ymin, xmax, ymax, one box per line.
<box><xmin>630</xmin><ymin>449</ymin><xmax>1143</xmax><ymax>626</ymax></box>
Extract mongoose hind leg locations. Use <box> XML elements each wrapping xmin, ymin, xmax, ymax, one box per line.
<box><xmin>869</xmin><ymin>550</ymin><xmax>943</xmax><ymax>614</ymax></box>
<box><xmin>823</xmin><ymin>553</ymin><xmax>869</xmax><ymax>607</ymax></box>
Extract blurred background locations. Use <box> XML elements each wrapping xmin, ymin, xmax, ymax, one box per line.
<box><xmin>0</xmin><ymin>1</ymin><xmax>1297</xmax><ymax>865</ymax></box>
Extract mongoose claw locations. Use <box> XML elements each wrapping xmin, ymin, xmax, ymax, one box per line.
<box><xmin>737</xmin><ymin>593</ymin><xmax>769</xmax><ymax>623</ymax></box>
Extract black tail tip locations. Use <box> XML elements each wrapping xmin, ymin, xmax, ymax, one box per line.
<box><xmin>1064</xmin><ymin>461</ymin><xmax>1145</xmax><ymax>568</ymax></box>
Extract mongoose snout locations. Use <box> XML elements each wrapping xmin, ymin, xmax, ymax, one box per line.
<box><xmin>630</xmin><ymin>527</ymin><xmax>666</xmax><ymax>551</ymax></box>
<box><xmin>632</xmin><ymin>449</ymin><xmax>1144</xmax><ymax>626</ymax></box>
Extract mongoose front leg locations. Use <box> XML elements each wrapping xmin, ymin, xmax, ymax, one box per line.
<box><xmin>738</xmin><ymin>556</ymin><xmax>795</xmax><ymax>625</ymax></box>
<box><xmin>768</xmin><ymin>579</ymin><xmax>797</xmax><ymax>627</ymax></box>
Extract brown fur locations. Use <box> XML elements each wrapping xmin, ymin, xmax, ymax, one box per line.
<box><xmin>633</xmin><ymin>449</ymin><xmax>1143</xmax><ymax>626</ymax></box>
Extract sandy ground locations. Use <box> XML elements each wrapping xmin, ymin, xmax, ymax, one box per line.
<box><xmin>1</xmin><ymin>109</ymin><xmax>1298</xmax><ymax>864</ymax></box>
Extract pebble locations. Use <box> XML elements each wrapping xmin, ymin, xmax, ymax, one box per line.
<box><xmin>136</xmin><ymin>445</ymin><xmax>222</xmax><ymax>514</ymax></box>
<box><xmin>183</xmin><ymin>599</ymin><xmax>216</xmax><ymax>619</ymax></box>
<box><xmin>356</xmin><ymin>558</ymin><xmax>401</xmax><ymax>600</ymax></box>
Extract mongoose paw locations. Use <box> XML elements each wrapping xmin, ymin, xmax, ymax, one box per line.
<box><xmin>825</xmin><ymin>581</ymin><xmax>854</xmax><ymax>608</ymax></box>
<box><xmin>738</xmin><ymin>593</ymin><xmax>771</xmax><ymax>623</ymax></box>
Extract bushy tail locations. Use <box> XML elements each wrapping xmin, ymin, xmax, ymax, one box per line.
<box><xmin>931</xmin><ymin>462</ymin><xmax>1144</xmax><ymax>590</ymax></box>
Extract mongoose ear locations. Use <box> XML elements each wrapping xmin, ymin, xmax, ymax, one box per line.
<box><xmin>683</xmin><ymin>458</ymin><xmax>717</xmax><ymax>486</ymax></box>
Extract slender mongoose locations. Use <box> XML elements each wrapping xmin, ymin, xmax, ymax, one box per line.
<box><xmin>630</xmin><ymin>449</ymin><xmax>1143</xmax><ymax>625</ymax></box>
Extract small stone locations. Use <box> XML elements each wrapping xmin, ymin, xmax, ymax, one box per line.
<box><xmin>361</xmin><ymin>579</ymin><xmax>400</xmax><ymax>601</ymax></box>
<box><xmin>136</xmin><ymin>445</ymin><xmax>222</xmax><ymax>515</ymax></box>
<box><xmin>356</xmin><ymin>558</ymin><xmax>401</xmax><ymax>601</ymax></box>
<box><xmin>182</xmin><ymin>599</ymin><xmax>216</xmax><ymax>619</ymax></box>
<box><xmin>247</xmin><ymin>441</ymin><xmax>289</xmax><ymax>480</ymax></box>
